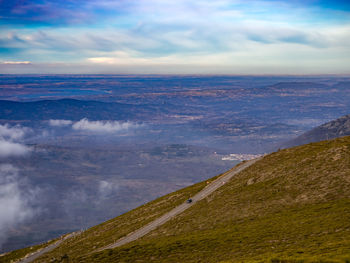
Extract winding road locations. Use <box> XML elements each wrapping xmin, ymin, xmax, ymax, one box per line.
<box><xmin>17</xmin><ymin>232</ymin><xmax>79</xmax><ymax>263</ymax></box>
<box><xmin>100</xmin><ymin>157</ymin><xmax>261</xmax><ymax>250</ymax></box>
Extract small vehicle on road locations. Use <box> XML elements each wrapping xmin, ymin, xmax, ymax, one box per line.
<box><xmin>186</xmin><ymin>199</ymin><xmax>193</xmax><ymax>203</ymax></box>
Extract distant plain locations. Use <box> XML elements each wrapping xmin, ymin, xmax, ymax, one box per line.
<box><xmin>0</xmin><ymin>74</ymin><xmax>349</xmax><ymax>252</ymax></box>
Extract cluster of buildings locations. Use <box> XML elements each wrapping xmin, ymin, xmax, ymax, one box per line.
<box><xmin>221</xmin><ymin>153</ymin><xmax>263</xmax><ymax>161</ymax></box>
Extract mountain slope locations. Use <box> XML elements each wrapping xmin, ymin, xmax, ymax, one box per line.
<box><xmin>285</xmin><ymin>114</ymin><xmax>350</xmax><ymax>148</ymax></box>
<box><xmin>85</xmin><ymin>136</ymin><xmax>350</xmax><ymax>262</ymax></box>
<box><xmin>4</xmin><ymin>136</ymin><xmax>350</xmax><ymax>263</ymax></box>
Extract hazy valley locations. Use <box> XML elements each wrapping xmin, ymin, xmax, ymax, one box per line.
<box><xmin>0</xmin><ymin>75</ymin><xmax>349</xmax><ymax>258</ymax></box>
<box><xmin>1</xmin><ymin>0</ymin><xmax>350</xmax><ymax>261</ymax></box>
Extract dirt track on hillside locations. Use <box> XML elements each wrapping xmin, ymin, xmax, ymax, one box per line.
<box><xmin>17</xmin><ymin>232</ymin><xmax>80</xmax><ymax>263</ymax></box>
<box><xmin>100</xmin><ymin>157</ymin><xmax>261</xmax><ymax>250</ymax></box>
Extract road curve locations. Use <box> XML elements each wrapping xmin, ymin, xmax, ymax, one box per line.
<box><xmin>17</xmin><ymin>232</ymin><xmax>79</xmax><ymax>263</ymax></box>
<box><xmin>100</xmin><ymin>157</ymin><xmax>261</xmax><ymax>251</ymax></box>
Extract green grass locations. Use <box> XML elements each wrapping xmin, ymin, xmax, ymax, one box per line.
<box><xmin>84</xmin><ymin>200</ymin><xmax>350</xmax><ymax>263</ymax></box>
<box><xmin>81</xmin><ymin>136</ymin><xmax>350</xmax><ymax>262</ymax></box>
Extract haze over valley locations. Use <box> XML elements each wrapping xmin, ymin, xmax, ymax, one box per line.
<box><xmin>0</xmin><ymin>75</ymin><xmax>349</xmax><ymax>252</ymax></box>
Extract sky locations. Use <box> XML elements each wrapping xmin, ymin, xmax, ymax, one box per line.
<box><xmin>0</xmin><ymin>0</ymin><xmax>349</xmax><ymax>74</ymax></box>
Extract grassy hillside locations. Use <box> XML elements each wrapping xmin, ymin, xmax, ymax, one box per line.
<box><xmin>85</xmin><ymin>136</ymin><xmax>350</xmax><ymax>262</ymax></box>
<box><xmin>4</xmin><ymin>136</ymin><xmax>350</xmax><ymax>263</ymax></box>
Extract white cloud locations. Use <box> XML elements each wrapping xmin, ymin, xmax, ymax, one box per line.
<box><xmin>0</xmin><ymin>124</ymin><xmax>30</xmax><ymax>141</ymax></box>
<box><xmin>2</xmin><ymin>61</ymin><xmax>31</xmax><ymax>65</ymax></box>
<box><xmin>0</xmin><ymin>124</ymin><xmax>31</xmax><ymax>158</ymax></box>
<box><xmin>0</xmin><ymin>164</ymin><xmax>38</xmax><ymax>247</ymax></box>
<box><xmin>72</xmin><ymin>118</ymin><xmax>140</xmax><ymax>133</ymax></box>
<box><xmin>0</xmin><ymin>140</ymin><xmax>31</xmax><ymax>158</ymax></box>
<box><xmin>98</xmin><ymin>180</ymin><xmax>119</xmax><ymax>199</ymax></box>
<box><xmin>49</xmin><ymin>119</ymin><xmax>73</xmax><ymax>127</ymax></box>
<box><xmin>87</xmin><ymin>57</ymin><xmax>119</xmax><ymax>64</ymax></box>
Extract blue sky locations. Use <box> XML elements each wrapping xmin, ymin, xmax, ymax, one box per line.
<box><xmin>0</xmin><ymin>0</ymin><xmax>349</xmax><ymax>74</ymax></box>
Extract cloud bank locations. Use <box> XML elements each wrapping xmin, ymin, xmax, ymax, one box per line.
<box><xmin>48</xmin><ymin>118</ymin><xmax>141</xmax><ymax>133</ymax></box>
<box><xmin>2</xmin><ymin>61</ymin><xmax>31</xmax><ymax>65</ymax></box>
<box><xmin>0</xmin><ymin>124</ymin><xmax>29</xmax><ymax>141</ymax></box>
<box><xmin>72</xmin><ymin>118</ymin><xmax>140</xmax><ymax>133</ymax></box>
<box><xmin>0</xmin><ymin>165</ymin><xmax>39</xmax><ymax>247</ymax></box>
<box><xmin>0</xmin><ymin>140</ymin><xmax>30</xmax><ymax>158</ymax></box>
<box><xmin>0</xmin><ymin>124</ymin><xmax>31</xmax><ymax>158</ymax></box>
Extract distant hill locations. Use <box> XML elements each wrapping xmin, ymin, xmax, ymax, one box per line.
<box><xmin>4</xmin><ymin>136</ymin><xmax>350</xmax><ymax>262</ymax></box>
<box><xmin>0</xmin><ymin>99</ymin><xmax>149</xmax><ymax>121</ymax></box>
<box><xmin>0</xmin><ymin>98</ymin><xmax>201</xmax><ymax>125</ymax></box>
<box><xmin>266</xmin><ymin>81</ymin><xmax>329</xmax><ymax>91</ymax></box>
<box><xmin>284</xmin><ymin>113</ymin><xmax>350</xmax><ymax>148</ymax></box>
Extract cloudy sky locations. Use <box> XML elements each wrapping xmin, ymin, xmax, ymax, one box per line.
<box><xmin>0</xmin><ymin>0</ymin><xmax>349</xmax><ymax>74</ymax></box>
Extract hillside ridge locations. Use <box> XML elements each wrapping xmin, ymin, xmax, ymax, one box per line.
<box><xmin>285</xmin><ymin>113</ymin><xmax>350</xmax><ymax>147</ymax></box>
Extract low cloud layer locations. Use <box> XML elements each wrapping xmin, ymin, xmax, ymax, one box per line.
<box><xmin>0</xmin><ymin>124</ymin><xmax>30</xmax><ymax>141</ymax></box>
<box><xmin>49</xmin><ymin>118</ymin><xmax>141</xmax><ymax>134</ymax></box>
<box><xmin>0</xmin><ymin>165</ymin><xmax>39</xmax><ymax>247</ymax></box>
<box><xmin>0</xmin><ymin>140</ymin><xmax>31</xmax><ymax>158</ymax></box>
<box><xmin>0</xmin><ymin>124</ymin><xmax>31</xmax><ymax>158</ymax></box>
<box><xmin>72</xmin><ymin>118</ymin><xmax>140</xmax><ymax>133</ymax></box>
